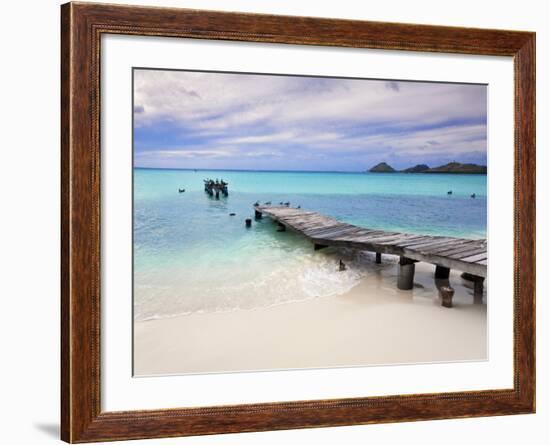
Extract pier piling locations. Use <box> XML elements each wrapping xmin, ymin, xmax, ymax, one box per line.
<box><xmin>245</xmin><ymin>218</ymin><xmax>252</xmax><ymax>228</ymax></box>
<box><xmin>204</xmin><ymin>178</ymin><xmax>229</xmax><ymax>198</ymax></box>
<box><xmin>440</xmin><ymin>285</ymin><xmax>455</xmax><ymax>308</ymax></box>
<box><xmin>397</xmin><ymin>257</ymin><xmax>416</xmax><ymax>290</ymax></box>
<box><xmin>435</xmin><ymin>265</ymin><xmax>450</xmax><ymax>279</ymax></box>
<box><xmin>375</xmin><ymin>252</ymin><xmax>382</xmax><ymax>264</ymax></box>
<box><xmin>255</xmin><ymin>210</ymin><xmax>262</xmax><ymax>219</ymax></box>
<box><xmin>473</xmin><ymin>277</ymin><xmax>485</xmax><ymax>298</ymax></box>
<box><xmin>461</xmin><ymin>272</ymin><xmax>485</xmax><ymax>300</ymax></box>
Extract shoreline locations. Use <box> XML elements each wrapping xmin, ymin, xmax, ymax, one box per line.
<box><xmin>134</xmin><ymin>262</ymin><xmax>487</xmax><ymax>376</ymax></box>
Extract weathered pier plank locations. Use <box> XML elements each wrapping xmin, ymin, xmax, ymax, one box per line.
<box><xmin>255</xmin><ymin>206</ymin><xmax>487</xmax><ymax>305</ymax></box>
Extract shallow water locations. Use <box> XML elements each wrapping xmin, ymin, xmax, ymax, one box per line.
<box><xmin>134</xmin><ymin>168</ymin><xmax>487</xmax><ymax>321</ymax></box>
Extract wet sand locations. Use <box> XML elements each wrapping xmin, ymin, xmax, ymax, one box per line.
<box><xmin>134</xmin><ymin>261</ymin><xmax>486</xmax><ymax>376</ymax></box>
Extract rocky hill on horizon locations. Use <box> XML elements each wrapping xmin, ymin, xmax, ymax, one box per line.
<box><xmin>368</xmin><ymin>161</ymin><xmax>486</xmax><ymax>174</ymax></box>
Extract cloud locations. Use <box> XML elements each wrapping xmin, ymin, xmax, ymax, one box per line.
<box><xmin>137</xmin><ymin>148</ymin><xmax>235</xmax><ymax>159</ymax></box>
<box><xmin>133</xmin><ymin>69</ymin><xmax>487</xmax><ymax>170</ymax></box>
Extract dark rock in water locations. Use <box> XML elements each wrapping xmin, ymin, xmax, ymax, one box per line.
<box><xmin>368</xmin><ymin>162</ymin><xmax>395</xmax><ymax>173</ymax></box>
<box><xmin>402</xmin><ymin>164</ymin><xmax>430</xmax><ymax>173</ymax></box>
<box><xmin>339</xmin><ymin>259</ymin><xmax>347</xmax><ymax>271</ymax></box>
<box><xmin>229</xmin><ymin>213</ymin><xmax>236</xmax><ymax>216</ymax></box>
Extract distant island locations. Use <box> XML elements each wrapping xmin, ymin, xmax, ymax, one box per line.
<box><xmin>402</xmin><ymin>164</ymin><xmax>430</xmax><ymax>173</ymax></box>
<box><xmin>369</xmin><ymin>162</ymin><xmax>395</xmax><ymax>173</ymax></box>
<box><xmin>368</xmin><ymin>162</ymin><xmax>487</xmax><ymax>174</ymax></box>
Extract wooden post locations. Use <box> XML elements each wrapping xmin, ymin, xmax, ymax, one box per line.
<box><xmin>440</xmin><ymin>285</ymin><xmax>455</xmax><ymax>308</ymax></box>
<box><xmin>255</xmin><ymin>210</ymin><xmax>262</xmax><ymax>219</ymax></box>
<box><xmin>462</xmin><ymin>273</ymin><xmax>485</xmax><ymax>300</ymax></box>
<box><xmin>375</xmin><ymin>252</ymin><xmax>382</xmax><ymax>264</ymax></box>
<box><xmin>474</xmin><ymin>277</ymin><xmax>485</xmax><ymax>298</ymax></box>
<box><xmin>397</xmin><ymin>257</ymin><xmax>415</xmax><ymax>290</ymax></box>
<box><xmin>245</xmin><ymin>218</ymin><xmax>252</xmax><ymax>228</ymax></box>
<box><xmin>435</xmin><ymin>265</ymin><xmax>450</xmax><ymax>279</ymax></box>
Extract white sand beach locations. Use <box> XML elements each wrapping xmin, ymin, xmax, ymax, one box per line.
<box><xmin>134</xmin><ymin>261</ymin><xmax>486</xmax><ymax>376</ymax></box>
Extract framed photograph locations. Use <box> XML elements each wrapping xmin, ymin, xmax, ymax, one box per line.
<box><xmin>61</xmin><ymin>2</ymin><xmax>535</xmax><ymax>442</ymax></box>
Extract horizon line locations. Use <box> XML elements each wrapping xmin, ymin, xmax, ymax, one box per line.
<box><xmin>133</xmin><ymin>165</ymin><xmax>487</xmax><ymax>174</ymax></box>
<box><xmin>134</xmin><ymin>166</ymin><xmax>365</xmax><ymax>174</ymax></box>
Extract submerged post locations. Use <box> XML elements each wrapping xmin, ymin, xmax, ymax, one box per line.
<box><xmin>397</xmin><ymin>257</ymin><xmax>416</xmax><ymax>290</ymax></box>
<box><xmin>255</xmin><ymin>209</ymin><xmax>262</xmax><ymax>219</ymax></box>
<box><xmin>440</xmin><ymin>285</ymin><xmax>455</xmax><ymax>308</ymax></box>
<box><xmin>245</xmin><ymin>218</ymin><xmax>252</xmax><ymax>228</ymax></box>
<box><xmin>375</xmin><ymin>252</ymin><xmax>382</xmax><ymax>264</ymax></box>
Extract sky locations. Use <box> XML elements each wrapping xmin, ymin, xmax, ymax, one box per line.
<box><xmin>133</xmin><ymin>69</ymin><xmax>487</xmax><ymax>172</ymax></box>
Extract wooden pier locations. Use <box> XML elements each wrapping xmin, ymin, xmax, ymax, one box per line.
<box><xmin>254</xmin><ymin>205</ymin><xmax>487</xmax><ymax>306</ymax></box>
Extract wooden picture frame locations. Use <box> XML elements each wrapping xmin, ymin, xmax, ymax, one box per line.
<box><xmin>61</xmin><ymin>2</ymin><xmax>535</xmax><ymax>442</ymax></box>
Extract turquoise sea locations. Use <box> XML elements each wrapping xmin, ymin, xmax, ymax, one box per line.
<box><xmin>134</xmin><ymin>168</ymin><xmax>487</xmax><ymax>321</ymax></box>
